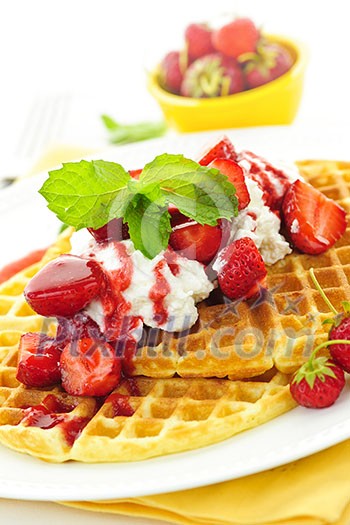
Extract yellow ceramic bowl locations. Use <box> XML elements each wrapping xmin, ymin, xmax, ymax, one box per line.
<box><xmin>148</xmin><ymin>35</ymin><xmax>307</xmax><ymax>132</ymax></box>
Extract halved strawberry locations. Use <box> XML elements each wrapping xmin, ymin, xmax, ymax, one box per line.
<box><xmin>16</xmin><ymin>333</ymin><xmax>61</xmax><ymax>388</ymax></box>
<box><xmin>198</xmin><ymin>136</ymin><xmax>236</xmax><ymax>166</ymax></box>
<box><xmin>24</xmin><ymin>255</ymin><xmax>106</xmax><ymax>317</ymax></box>
<box><xmin>210</xmin><ymin>158</ymin><xmax>250</xmax><ymax>210</ymax></box>
<box><xmin>169</xmin><ymin>222</ymin><xmax>222</xmax><ymax>265</ymax></box>
<box><xmin>60</xmin><ymin>337</ymin><xmax>121</xmax><ymax>396</ymax></box>
<box><xmin>88</xmin><ymin>218</ymin><xmax>130</xmax><ymax>243</ymax></box>
<box><xmin>217</xmin><ymin>237</ymin><xmax>267</xmax><ymax>300</ymax></box>
<box><xmin>282</xmin><ymin>180</ymin><xmax>347</xmax><ymax>254</ymax></box>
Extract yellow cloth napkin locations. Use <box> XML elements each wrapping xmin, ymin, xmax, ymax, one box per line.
<box><xmin>30</xmin><ymin>145</ymin><xmax>350</xmax><ymax>525</ymax></box>
<box><xmin>60</xmin><ymin>441</ymin><xmax>350</xmax><ymax>525</ymax></box>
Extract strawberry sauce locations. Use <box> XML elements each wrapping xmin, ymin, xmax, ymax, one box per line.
<box><xmin>149</xmin><ymin>260</ymin><xmax>170</xmax><ymax>326</ymax></box>
<box><xmin>106</xmin><ymin>393</ymin><xmax>135</xmax><ymax>417</ymax></box>
<box><xmin>236</xmin><ymin>150</ymin><xmax>293</xmax><ymax>211</ymax></box>
<box><xmin>21</xmin><ymin>394</ymin><xmax>91</xmax><ymax>446</ymax></box>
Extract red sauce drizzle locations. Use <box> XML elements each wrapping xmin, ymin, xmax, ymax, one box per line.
<box><xmin>149</xmin><ymin>260</ymin><xmax>170</xmax><ymax>326</ymax></box>
<box><xmin>164</xmin><ymin>248</ymin><xmax>180</xmax><ymax>276</ymax></box>
<box><xmin>99</xmin><ymin>242</ymin><xmax>139</xmax><ymax>340</ymax></box>
<box><xmin>238</xmin><ymin>150</ymin><xmax>292</xmax><ymax>211</ymax></box>
<box><xmin>21</xmin><ymin>406</ymin><xmax>64</xmax><ymax>429</ymax></box>
<box><xmin>125</xmin><ymin>377</ymin><xmax>141</xmax><ymax>397</ymax></box>
<box><xmin>60</xmin><ymin>417</ymin><xmax>90</xmax><ymax>447</ymax></box>
<box><xmin>106</xmin><ymin>393</ymin><xmax>135</xmax><ymax>417</ymax></box>
<box><xmin>20</xmin><ymin>394</ymin><xmax>89</xmax><ymax>446</ymax></box>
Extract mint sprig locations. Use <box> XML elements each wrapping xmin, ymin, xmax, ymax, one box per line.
<box><xmin>40</xmin><ymin>154</ymin><xmax>238</xmax><ymax>259</ymax></box>
<box><xmin>101</xmin><ymin>114</ymin><xmax>167</xmax><ymax>145</ymax></box>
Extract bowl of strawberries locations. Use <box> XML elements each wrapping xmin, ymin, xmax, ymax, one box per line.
<box><xmin>148</xmin><ymin>17</ymin><xmax>307</xmax><ymax>132</ymax></box>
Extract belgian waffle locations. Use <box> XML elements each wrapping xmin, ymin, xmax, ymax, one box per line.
<box><xmin>130</xmin><ymin>161</ymin><xmax>350</xmax><ymax>379</ymax></box>
<box><xmin>0</xmin><ymin>160</ymin><xmax>349</xmax><ymax>462</ymax></box>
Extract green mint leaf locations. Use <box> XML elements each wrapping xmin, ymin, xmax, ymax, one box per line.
<box><xmin>139</xmin><ymin>154</ymin><xmax>238</xmax><ymax>225</ymax></box>
<box><xmin>124</xmin><ymin>195</ymin><xmax>171</xmax><ymax>259</ymax></box>
<box><xmin>39</xmin><ymin>160</ymin><xmax>132</xmax><ymax>230</ymax></box>
<box><xmin>101</xmin><ymin>114</ymin><xmax>167</xmax><ymax>145</ymax></box>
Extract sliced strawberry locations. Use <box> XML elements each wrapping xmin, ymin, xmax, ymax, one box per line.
<box><xmin>16</xmin><ymin>333</ymin><xmax>61</xmax><ymax>388</ymax></box>
<box><xmin>88</xmin><ymin>218</ymin><xmax>130</xmax><ymax>243</ymax></box>
<box><xmin>210</xmin><ymin>158</ymin><xmax>250</xmax><ymax>210</ymax></box>
<box><xmin>60</xmin><ymin>337</ymin><xmax>121</xmax><ymax>396</ymax></box>
<box><xmin>217</xmin><ymin>237</ymin><xmax>267</xmax><ymax>300</ymax></box>
<box><xmin>169</xmin><ymin>222</ymin><xmax>222</xmax><ymax>265</ymax></box>
<box><xmin>24</xmin><ymin>255</ymin><xmax>106</xmax><ymax>317</ymax></box>
<box><xmin>198</xmin><ymin>136</ymin><xmax>236</xmax><ymax>166</ymax></box>
<box><xmin>282</xmin><ymin>180</ymin><xmax>347</xmax><ymax>255</ymax></box>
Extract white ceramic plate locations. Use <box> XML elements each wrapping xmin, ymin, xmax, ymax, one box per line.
<box><xmin>1</xmin><ymin>127</ymin><xmax>350</xmax><ymax>502</ymax></box>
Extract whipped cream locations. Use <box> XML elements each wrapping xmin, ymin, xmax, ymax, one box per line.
<box><xmin>228</xmin><ymin>178</ymin><xmax>292</xmax><ymax>266</ymax></box>
<box><xmin>71</xmin><ymin>232</ymin><xmax>213</xmax><ymax>334</ymax></box>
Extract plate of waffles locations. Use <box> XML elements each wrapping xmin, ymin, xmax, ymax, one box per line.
<box><xmin>0</xmin><ymin>127</ymin><xmax>350</xmax><ymax>501</ymax></box>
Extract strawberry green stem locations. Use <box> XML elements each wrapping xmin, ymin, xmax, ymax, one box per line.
<box><xmin>309</xmin><ymin>268</ymin><xmax>338</xmax><ymax>315</ymax></box>
<box><xmin>310</xmin><ymin>339</ymin><xmax>350</xmax><ymax>361</ymax></box>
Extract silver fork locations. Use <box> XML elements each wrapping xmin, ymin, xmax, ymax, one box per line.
<box><xmin>0</xmin><ymin>94</ymin><xmax>71</xmax><ymax>189</ymax></box>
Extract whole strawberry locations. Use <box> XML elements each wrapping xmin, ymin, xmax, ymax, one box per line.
<box><xmin>185</xmin><ymin>23</ymin><xmax>215</xmax><ymax>61</ymax></box>
<box><xmin>212</xmin><ymin>18</ymin><xmax>260</xmax><ymax>59</ymax></box>
<box><xmin>159</xmin><ymin>51</ymin><xmax>187</xmax><ymax>95</ymax></box>
<box><xmin>216</xmin><ymin>237</ymin><xmax>267</xmax><ymax>300</ymax></box>
<box><xmin>290</xmin><ymin>356</ymin><xmax>345</xmax><ymax>409</ymax></box>
<box><xmin>243</xmin><ymin>43</ymin><xmax>293</xmax><ymax>89</ymax></box>
<box><xmin>309</xmin><ymin>268</ymin><xmax>350</xmax><ymax>373</ymax></box>
<box><xmin>329</xmin><ymin>316</ymin><xmax>350</xmax><ymax>372</ymax></box>
<box><xmin>181</xmin><ymin>53</ymin><xmax>244</xmax><ymax>98</ymax></box>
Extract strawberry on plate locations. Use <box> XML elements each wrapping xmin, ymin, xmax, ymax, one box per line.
<box><xmin>180</xmin><ymin>53</ymin><xmax>244</xmax><ymax>98</ymax></box>
<box><xmin>16</xmin><ymin>333</ymin><xmax>61</xmax><ymax>388</ymax></box>
<box><xmin>60</xmin><ymin>337</ymin><xmax>122</xmax><ymax>396</ymax></box>
<box><xmin>290</xmin><ymin>355</ymin><xmax>345</xmax><ymax>409</ymax></box>
<box><xmin>185</xmin><ymin>23</ymin><xmax>215</xmax><ymax>61</ymax></box>
<box><xmin>212</xmin><ymin>18</ymin><xmax>260</xmax><ymax>59</ymax></box>
<box><xmin>282</xmin><ymin>180</ymin><xmax>347</xmax><ymax>254</ymax></box>
<box><xmin>198</xmin><ymin>136</ymin><xmax>236</xmax><ymax>166</ymax></box>
<box><xmin>310</xmin><ymin>268</ymin><xmax>350</xmax><ymax>373</ymax></box>
<box><xmin>88</xmin><ymin>218</ymin><xmax>130</xmax><ymax>243</ymax></box>
<box><xmin>216</xmin><ymin>237</ymin><xmax>267</xmax><ymax>300</ymax></box>
<box><xmin>24</xmin><ymin>255</ymin><xmax>106</xmax><ymax>317</ymax></box>
<box><xmin>329</xmin><ymin>316</ymin><xmax>350</xmax><ymax>372</ymax></box>
<box><xmin>210</xmin><ymin>158</ymin><xmax>250</xmax><ymax>210</ymax></box>
<box><xmin>169</xmin><ymin>221</ymin><xmax>223</xmax><ymax>265</ymax></box>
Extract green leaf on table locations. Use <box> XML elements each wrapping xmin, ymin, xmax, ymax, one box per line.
<box><xmin>101</xmin><ymin>114</ymin><xmax>167</xmax><ymax>145</ymax></box>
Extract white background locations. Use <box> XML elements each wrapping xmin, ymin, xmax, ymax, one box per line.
<box><xmin>0</xmin><ymin>0</ymin><xmax>350</xmax><ymax>153</ymax></box>
<box><xmin>0</xmin><ymin>0</ymin><xmax>350</xmax><ymax>523</ymax></box>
